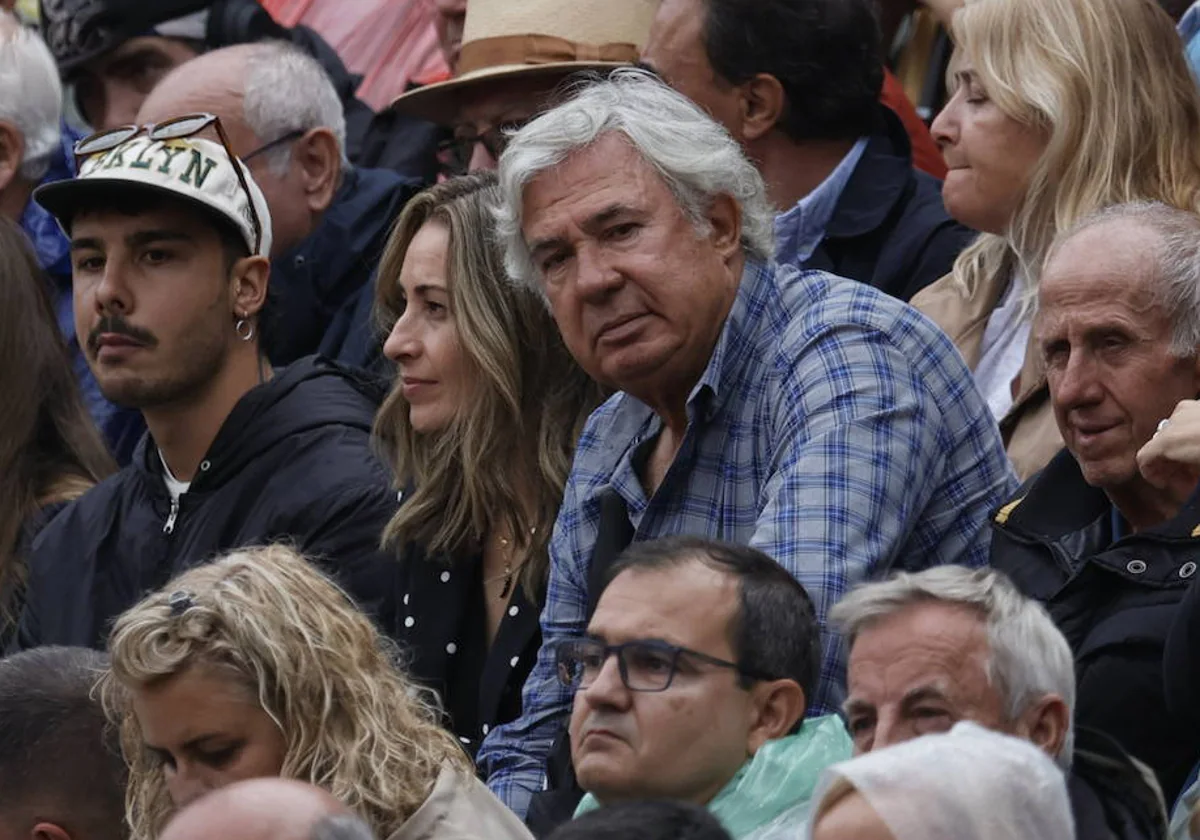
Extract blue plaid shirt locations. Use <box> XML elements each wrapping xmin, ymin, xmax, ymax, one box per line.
<box><xmin>478</xmin><ymin>258</ymin><xmax>1018</xmax><ymax>815</ymax></box>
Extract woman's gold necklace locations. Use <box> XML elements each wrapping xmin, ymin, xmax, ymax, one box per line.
<box><xmin>484</xmin><ymin>527</ymin><xmax>537</xmax><ymax>599</ymax></box>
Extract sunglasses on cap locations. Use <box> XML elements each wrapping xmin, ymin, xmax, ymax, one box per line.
<box><xmin>74</xmin><ymin>113</ymin><xmax>265</xmax><ymax>256</ymax></box>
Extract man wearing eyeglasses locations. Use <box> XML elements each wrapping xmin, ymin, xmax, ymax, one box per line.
<box><xmin>14</xmin><ymin>122</ymin><xmax>403</xmax><ymax>652</ymax></box>
<box><xmin>135</xmin><ymin>40</ymin><xmax>422</xmax><ymax>371</ymax></box>
<box><xmin>555</xmin><ymin>536</ymin><xmax>851</xmax><ymax>837</ymax></box>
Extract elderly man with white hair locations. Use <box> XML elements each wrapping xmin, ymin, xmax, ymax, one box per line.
<box><xmin>475</xmin><ymin>68</ymin><xmax>1016</xmax><ymax>818</ymax></box>
<box><xmin>832</xmin><ymin>565</ymin><xmax>1166</xmax><ymax>840</ymax></box>
<box><xmin>0</xmin><ymin>10</ymin><xmax>140</xmax><ymax>462</ymax></box>
<box><xmin>136</xmin><ymin>40</ymin><xmax>421</xmax><ymax>370</ymax></box>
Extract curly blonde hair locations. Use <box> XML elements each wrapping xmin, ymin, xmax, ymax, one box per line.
<box><xmin>100</xmin><ymin>544</ymin><xmax>470</xmax><ymax>839</ymax></box>
<box><xmin>948</xmin><ymin>0</ymin><xmax>1200</xmax><ymax>313</ymax></box>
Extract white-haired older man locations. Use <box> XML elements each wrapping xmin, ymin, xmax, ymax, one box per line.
<box><xmin>475</xmin><ymin>68</ymin><xmax>1016</xmax><ymax>818</ymax></box>
<box><xmin>990</xmin><ymin>202</ymin><xmax>1200</xmax><ymax>805</ymax></box>
<box><xmin>832</xmin><ymin>565</ymin><xmax>1166</xmax><ymax>840</ymax></box>
<box><xmin>0</xmin><ymin>11</ymin><xmax>140</xmax><ymax>462</ymax></box>
<box><xmin>136</xmin><ymin>40</ymin><xmax>420</xmax><ymax>369</ymax></box>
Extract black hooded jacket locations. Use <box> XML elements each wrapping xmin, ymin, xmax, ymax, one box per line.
<box><xmin>17</xmin><ymin>357</ymin><xmax>402</xmax><ymax>650</ymax></box>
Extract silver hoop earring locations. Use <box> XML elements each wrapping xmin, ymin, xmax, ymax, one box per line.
<box><xmin>235</xmin><ymin>319</ymin><xmax>255</xmax><ymax>342</ymax></box>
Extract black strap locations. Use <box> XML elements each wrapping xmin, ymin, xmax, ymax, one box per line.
<box><xmin>527</xmin><ymin>489</ymin><xmax>634</xmax><ymax>837</ymax></box>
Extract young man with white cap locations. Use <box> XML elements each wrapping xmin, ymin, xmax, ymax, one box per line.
<box><xmin>15</xmin><ymin>118</ymin><xmax>402</xmax><ymax>649</ymax></box>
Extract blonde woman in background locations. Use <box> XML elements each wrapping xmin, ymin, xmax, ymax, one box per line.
<box><xmin>101</xmin><ymin>544</ymin><xmax>533</xmax><ymax>840</ymax></box>
<box><xmin>912</xmin><ymin>0</ymin><xmax>1200</xmax><ymax>478</ymax></box>
<box><xmin>373</xmin><ymin>171</ymin><xmax>602</xmax><ymax>755</ymax></box>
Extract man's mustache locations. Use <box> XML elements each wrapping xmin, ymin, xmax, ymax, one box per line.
<box><xmin>86</xmin><ymin>315</ymin><xmax>158</xmax><ymax>355</ymax></box>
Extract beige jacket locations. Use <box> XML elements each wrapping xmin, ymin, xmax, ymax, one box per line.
<box><xmin>911</xmin><ymin>271</ymin><xmax>1062</xmax><ymax>481</ymax></box>
<box><xmin>386</xmin><ymin>765</ymin><xmax>533</xmax><ymax>840</ymax></box>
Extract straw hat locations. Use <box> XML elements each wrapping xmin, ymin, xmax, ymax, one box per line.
<box><xmin>391</xmin><ymin>0</ymin><xmax>658</xmax><ymax>124</ymax></box>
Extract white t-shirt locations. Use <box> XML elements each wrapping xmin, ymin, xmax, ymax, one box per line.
<box><xmin>158</xmin><ymin>449</ymin><xmax>192</xmax><ymax>503</ymax></box>
<box><xmin>974</xmin><ymin>276</ymin><xmax>1033</xmax><ymax>422</ymax></box>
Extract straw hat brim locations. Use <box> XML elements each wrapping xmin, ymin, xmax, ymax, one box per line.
<box><xmin>391</xmin><ymin>61</ymin><xmax>628</xmax><ymax>125</ymax></box>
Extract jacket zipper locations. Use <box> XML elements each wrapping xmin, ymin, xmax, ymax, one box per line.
<box><xmin>163</xmin><ymin>497</ymin><xmax>180</xmax><ymax>535</ymax></box>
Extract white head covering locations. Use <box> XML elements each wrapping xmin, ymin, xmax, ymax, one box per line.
<box><xmin>807</xmin><ymin>722</ymin><xmax>1075</xmax><ymax>840</ymax></box>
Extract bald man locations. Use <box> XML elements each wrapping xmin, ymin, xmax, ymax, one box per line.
<box><xmin>160</xmin><ymin>779</ymin><xmax>370</xmax><ymax>840</ymax></box>
<box><xmin>137</xmin><ymin>41</ymin><xmax>419</xmax><ymax>368</ymax></box>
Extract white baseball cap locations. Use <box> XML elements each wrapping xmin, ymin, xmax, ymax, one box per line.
<box><xmin>35</xmin><ymin>134</ymin><xmax>273</xmax><ymax>257</ymax></box>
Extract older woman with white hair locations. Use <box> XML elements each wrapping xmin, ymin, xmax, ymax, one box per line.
<box><xmin>808</xmin><ymin>723</ymin><xmax>1074</xmax><ymax>840</ymax></box>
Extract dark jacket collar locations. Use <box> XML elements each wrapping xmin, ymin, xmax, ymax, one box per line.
<box><xmin>822</xmin><ymin>105</ymin><xmax>916</xmax><ymax>240</ymax></box>
<box><xmin>996</xmin><ymin>447</ymin><xmax>1200</xmax><ymax>542</ymax></box>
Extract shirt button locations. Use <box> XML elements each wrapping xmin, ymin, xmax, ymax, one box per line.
<box><xmin>404</xmin><ymin>616</ymin><xmax>415</xmax><ymax>628</ymax></box>
<box><xmin>397</xmin><ymin>489</ymin><xmax>405</xmax><ymax>502</ymax></box>
<box><xmin>440</xmin><ymin>571</ymin><xmax>451</xmax><ymax>583</ymax></box>
<box><xmin>1181</xmin><ymin>562</ymin><xmax>1197</xmax><ymax>579</ymax></box>
<box><xmin>403</xmin><ymin>594</ymin><xmax>410</xmax><ymax>606</ymax></box>
<box><xmin>446</xmin><ymin>642</ymin><xmax>457</xmax><ymax>654</ymax></box>
<box><xmin>199</xmin><ymin>460</ymin><xmax>211</xmax><ymax>472</ymax></box>
<box><xmin>1127</xmin><ymin>560</ymin><xmax>1147</xmax><ymax>575</ymax></box>
<box><xmin>508</xmin><ymin>605</ymin><xmax>519</xmax><ymax>617</ymax></box>
<box><xmin>482</xmin><ymin>724</ymin><xmax>490</xmax><ymax>735</ymax></box>
<box><xmin>510</xmin><ymin>656</ymin><xmax>520</xmax><ymax>668</ymax></box>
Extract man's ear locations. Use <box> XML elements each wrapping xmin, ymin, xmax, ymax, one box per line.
<box><xmin>1017</xmin><ymin>694</ymin><xmax>1071</xmax><ymax>763</ymax></box>
<box><xmin>737</xmin><ymin>74</ymin><xmax>786</xmax><ymax>144</ymax></box>
<box><xmin>292</xmin><ymin>127</ymin><xmax>341</xmax><ymax>215</ymax></box>
<box><xmin>230</xmin><ymin>256</ymin><xmax>270</xmax><ymax>323</ymax></box>
<box><xmin>32</xmin><ymin>822</ymin><xmax>72</xmax><ymax>840</ymax></box>
<box><xmin>747</xmin><ymin>679</ymin><xmax>807</xmax><ymax>754</ymax></box>
<box><xmin>706</xmin><ymin>192</ymin><xmax>743</xmax><ymax>267</ymax></box>
<box><xmin>0</xmin><ymin>121</ymin><xmax>26</xmax><ymax>195</ymax></box>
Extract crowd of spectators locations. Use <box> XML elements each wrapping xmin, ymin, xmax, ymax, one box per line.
<box><xmin>7</xmin><ymin>0</ymin><xmax>1200</xmax><ymax>838</ymax></box>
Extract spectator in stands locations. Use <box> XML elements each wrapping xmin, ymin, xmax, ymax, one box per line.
<box><xmin>373</xmin><ymin>172</ymin><xmax>601</xmax><ymax>755</ymax></box>
<box><xmin>137</xmin><ymin>41</ymin><xmax>421</xmax><ymax>368</ymax></box>
<box><xmin>641</xmin><ymin>0</ymin><xmax>971</xmax><ymax>301</ymax></box>
<box><xmin>910</xmin><ymin>0</ymin><xmax>1200</xmax><ymax>479</ymax></box>
<box><xmin>556</xmin><ymin>538</ymin><xmax>851</xmax><ymax>837</ymax></box>
<box><xmin>0</xmin><ymin>221</ymin><xmax>113</xmax><ymax>648</ymax></box>
<box><xmin>989</xmin><ymin>202</ymin><xmax>1200</xmax><ymax>802</ymax></box>
<box><xmin>18</xmin><ymin>129</ymin><xmax>401</xmax><ymax>649</ymax></box>
<box><xmin>37</xmin><ymin>0</ymin><xmax>439</xmax><ymax>178</ymax></box>
<box><xmin>547</xmin><ymin>801</ymin><xmax>732</xmax><ymax>840</ymax></box>
<box><xmin>102</xmin><ymin>544</ymin><xmax>533</xmax><ymax>840</ymax></box>
<box><xmin>0</xmin><ymin>647</ymin><xmax>127</xmax><ymax>840</ymax></box>
<box><xmin>0</xmin><ymin>10</ymin><xmax>141</xmax><ymax>460</ymax></box>
<box><xmin>160</xmin><ymin>779</ymin><xmax>361</xmax><ymax>840</ymax></box>
<box><xmin>477</xmin><ymin>70</ymin><xmax>1015</xmax><ymax>817</ymax></box>
<box><xmin>391</xmin><ymin>0</ymin><xmax>655</xmax><ymax>172</ymax></box>
<box><xmin>833</xmin><ymin>565</ymin><xmax>1167</xmax><ymax>839</ymax></box>
<box><xmin>808</xmin><ymin>723</ymin><xmax>1074</xmax><ymax>840</ymax></box>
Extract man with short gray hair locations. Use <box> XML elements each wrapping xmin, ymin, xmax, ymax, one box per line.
<box><xmin>478</xmin><ymin>68</ymin><xmax>1016</xmax><ymax>817</ymax></box>
<box><xmin>833</xmin><ymin>565</ymin><xmax>1166</xmax><ymax>840</ymax></box>
<box><xmin>991</xmin><ymin>201</ymin><xmax>1200</xmax><ymax>804</ymax></box>
<box><xmin>136</xmin><ymin>40</ymin><xmax>421</xmax><ymax>368</ymax></box>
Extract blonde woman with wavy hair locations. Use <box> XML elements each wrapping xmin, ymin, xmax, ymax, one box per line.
<box><xmin>101</xmin><ymin>544</ymin><xmax>532</xmax><ymax>840</ymax></box>
<box><xmin>911</xmin><ymin>0</ymin><xmax>1200</xmax><ymax>479</ymax></box>
<box><xmin>373</xmin><ymin>171</ymin><xmax>602</xmax><ymax>754</ymax></box>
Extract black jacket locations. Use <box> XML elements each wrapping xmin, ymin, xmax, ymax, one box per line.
<box><xmin>18</xmin><ymin>357</ymin><xmax>402</xmax><ymax>650</ymax></box>
<box><xmin>803</xmin><ymin>106</ymin><xmax>976</xmax><ymax>303</ymax></box>
<box><xmin>990</xmin><ymin>448</ymin><xmax>1200</xmax><ymax>802</ymax></box>
<box><xmin>1070</xmin><ymin>727</ymin><xmax>1169</xmax><ymax>840</ymax></box>
<box><xmin>395</xmin><ymin>542</ymin><xmax>542</xmax><ymax>757</ymax></box>
<box><xmin>269</xmin><ymin>166</ymin><xmax>419</xmax><ymax>368</ymax></box>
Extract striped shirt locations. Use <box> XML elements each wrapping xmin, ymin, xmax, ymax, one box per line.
<box><xmin>479</xmin><ymin>258</ymin><xmax>1018</xmax><ymax>815</ymax></box>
